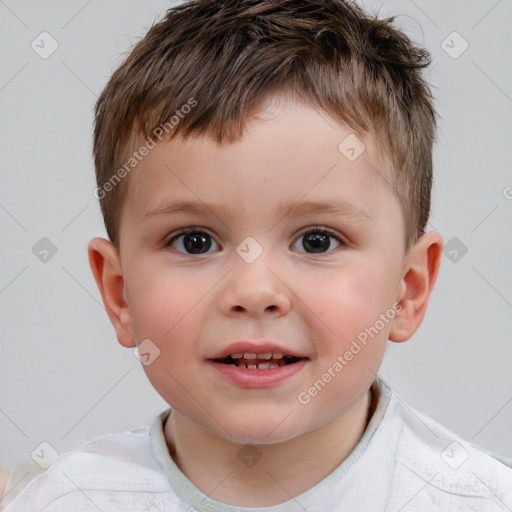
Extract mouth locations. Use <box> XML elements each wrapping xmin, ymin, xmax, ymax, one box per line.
<box><xmin>206</xmin><ymin>342</ymin><xmax>309</xmax><ymax>387</ymax></box>
<box><xmin>213</xmin><ymin>352</ymin><xmax>305</xmax><ymax>370</ymax></box>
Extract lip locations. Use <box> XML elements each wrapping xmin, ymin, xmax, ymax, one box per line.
<box><xmin>206</xmin><ymin>358</ymin><xmax>308</xmax><ymax>388</ymax></box>
<box><xmin>206</xmin><ymin>340</ymin><xmax>309</xmax><ymax>388</ymax></box>
<box><xmin>207</xmin><ymin>341</ymin><xmax>308</xmax><ymax>360</ymax></box>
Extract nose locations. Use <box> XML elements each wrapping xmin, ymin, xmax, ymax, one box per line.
<box><xmin>218</xmin><ymin>252</ymin><xmax>291</xmax><ymax>318</ymax></box>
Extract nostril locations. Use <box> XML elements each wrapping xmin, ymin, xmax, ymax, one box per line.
<box><xmin>232</xmin><ymin>305</ymin><xmax>277</xmax><ymax>312</ymax></box>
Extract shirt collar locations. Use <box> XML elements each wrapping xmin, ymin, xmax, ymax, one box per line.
<box><xmin>149</xmin><ymin>376</ymin><xmax>392</xmax><ymax>511</ymax></box>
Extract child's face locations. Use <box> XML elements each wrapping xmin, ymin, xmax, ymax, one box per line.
<box><xmin>103</xmin><ymin>97</ymin><xmax>412</xmax><ymax>443</ymax></box>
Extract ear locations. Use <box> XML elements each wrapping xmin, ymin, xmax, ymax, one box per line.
<box><xmin>389</xmin><ymin>232</ymin><xmax>443</xmax><ymax>343</ymax></box>
<box><xmin>88</xmin><ymin>237</ymin><xmax>136</xmax><ymax>348</ymax></box>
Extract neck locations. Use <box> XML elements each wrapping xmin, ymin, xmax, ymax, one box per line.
<box><xmin>164</xmin><ymin>388</ymin><xmax>374</xmax><ymax>507</ymax></box>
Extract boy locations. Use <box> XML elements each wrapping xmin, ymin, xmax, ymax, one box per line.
<box><xmin>3</xmin><ymin>0</ymin><xmax>511</xmax><ymax>510</ymax></box>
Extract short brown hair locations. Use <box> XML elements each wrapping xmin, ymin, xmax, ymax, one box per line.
<box><xmin>93</xmin><ymin>0</ymin><xmax>436</xmax><ymax>252</ymax></box>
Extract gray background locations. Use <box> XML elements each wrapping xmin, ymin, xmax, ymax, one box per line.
<box><xmin>1</xmin><ymin>0</ymin><xmax>511</xmax><ymax>490</ymax></box>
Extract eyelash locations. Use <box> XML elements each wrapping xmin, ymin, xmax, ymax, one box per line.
<box><xmin>164</xmin><ymin>225</ymin><xmax>344</xmax><ymax>255</ymax></box>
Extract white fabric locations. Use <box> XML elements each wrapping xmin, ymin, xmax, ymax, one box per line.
<box><xmin>3</xmin><ymin>377</ymin><xmax>511</xmax><ymax>511</ymax></box>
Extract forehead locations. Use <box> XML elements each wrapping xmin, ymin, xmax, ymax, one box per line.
<box><xmin>122</xmin><ymin>98</ymin><xmax>400</xmax><ymax>232</ymax></box>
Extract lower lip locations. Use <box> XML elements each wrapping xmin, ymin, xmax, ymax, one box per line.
<box><xmin>206</xmin><ymin>359</ymin><xmax>308</xmax><ymax>388</ymax></box>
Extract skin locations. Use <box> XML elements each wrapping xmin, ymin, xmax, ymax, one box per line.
<box><xmin>89</xmin><ymin>95</ymin><xmax>443</xmax><ymax>507</ymax></box>
<box><xmin>0</xmin><ymin>468</ymin><xmax>8</xmax><ymax>500</ymax></box>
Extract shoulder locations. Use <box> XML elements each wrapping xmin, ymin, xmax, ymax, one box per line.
<box><xmin>382</xmin><ymin>382</ymin><xmax>512</xmax><ymax>510</ymax></box>
<box><xmin>2</xmin><ymin>415</ymin><xmax>175</xmax><ymax>511</ymax></box>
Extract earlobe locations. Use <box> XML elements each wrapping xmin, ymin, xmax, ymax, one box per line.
<box><xmin>389</xmin><ymin>232</ymin><xmax>443</xmax><ymax>343</ymax></box>
<box><xmin>87</xmin><ymin>237</ymin><xmax>136</xmax><ymax>348</ymax></box>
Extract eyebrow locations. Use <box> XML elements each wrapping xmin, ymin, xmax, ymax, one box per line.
<box><xmin>143</xmin><ymin>199</ymin><xmax>374</xmax><ymax>224</ymax></box>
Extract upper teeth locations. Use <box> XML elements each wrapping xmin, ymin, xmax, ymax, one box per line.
<box><xmin>231</xmin><ymin>352</ymin><xmax>285</xmax><ymax>360</ymax></box>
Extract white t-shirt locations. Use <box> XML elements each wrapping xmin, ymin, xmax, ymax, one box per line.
<box><xmin>2</xmin><ymin>377</ymin><xmax>511</xmax><ymax>511</ymax></box>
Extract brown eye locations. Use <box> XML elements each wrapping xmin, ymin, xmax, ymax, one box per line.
<box><xmin>166</xmin><ymin>228</ymin><xmax>218</xmax><ymax>255</ymax></box>
<box><xmin>292</xmin><ymin>227</ymin><xmax>342</xmax><ymax>254</ymax></box>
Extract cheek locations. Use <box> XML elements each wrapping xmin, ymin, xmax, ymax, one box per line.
<box><xmin>302</xmin><ymin>267</ymin><xmax>395</xmax><ymax>353</ymax></box>
<box><xmin>129</xmin><ymin>266</ymin><xmax>209</xmax><ymax>341</ymax></box>
<box><xmin>129</xmin><ymin>269</ymin><xmax>217</xmax><ymax>377</ymax></box>
<box><xmin>132</xmin><ymin>283</ymin><xmax>209</xmax><ymax>409</ymax></box>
